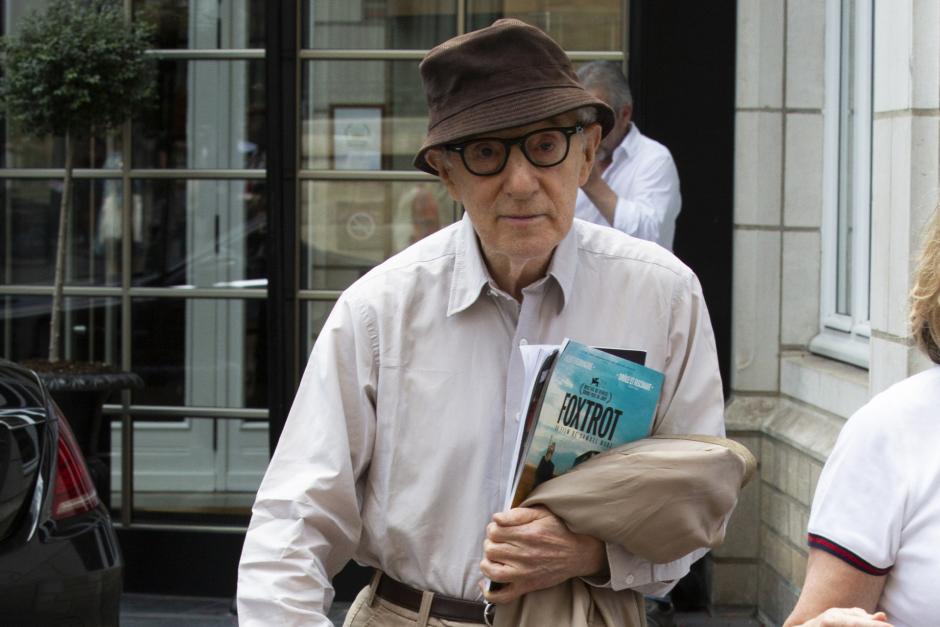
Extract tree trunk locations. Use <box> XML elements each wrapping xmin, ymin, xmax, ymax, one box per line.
<box><xmin>48</xmin><ymin>131</ymin><xmax>73</xmax><ymax>363</ymax></box>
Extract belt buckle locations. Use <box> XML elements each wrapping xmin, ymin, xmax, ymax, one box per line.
<box><xmin>483</xmin><ymin>602</ymin><xmax>496</xmax><ymax>626</ymax></box>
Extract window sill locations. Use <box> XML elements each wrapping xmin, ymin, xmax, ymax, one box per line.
<box><xmin>780</xmin><ymin>351</ymin><xmax>869</xmax><ymax>419</ymax></box>
<box><xmin>808</xmin><ymin>329</ymin><xmax>869</xmax><ymax>368</ymax></box>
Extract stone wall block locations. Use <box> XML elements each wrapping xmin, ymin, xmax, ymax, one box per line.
<box><xmin>711</xmin><ymin>561</ymin><xmax>759</xmax><ymax>606</ymax></box>
<box><xmin>759</xmin><ymin>563</ymin><xmax>799</xmax><ymax>626</ymax></box>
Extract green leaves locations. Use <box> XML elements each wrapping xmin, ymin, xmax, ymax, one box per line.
<box><xmin>0</xmin><ymin>0</ymin><xmax>156</xmax><ymax>138</ymax></box>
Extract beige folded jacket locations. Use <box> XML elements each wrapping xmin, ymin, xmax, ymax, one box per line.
<box><xmin>492</xmin><ymin>435</ymin><xmax>757</xmax><ymax>627</ymax></box>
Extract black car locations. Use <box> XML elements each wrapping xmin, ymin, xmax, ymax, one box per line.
<box><xmin>0</xmin><ymin>360</ymin><xmax>122</xmax><ymax>626</ymax></box>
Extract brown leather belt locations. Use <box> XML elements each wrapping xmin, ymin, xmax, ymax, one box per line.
<box><xmin>374</xmin><ymin>573</ymin><xmax>491</xmax><ymax>624</ymax></box>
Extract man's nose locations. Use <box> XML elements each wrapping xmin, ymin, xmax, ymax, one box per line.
<box><xmin>501</xmin><ymin>145</ymin><xmax>539</xmax><ymax>197</ymax></box>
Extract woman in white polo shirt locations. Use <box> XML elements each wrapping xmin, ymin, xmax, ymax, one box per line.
<box><xmin>784</xmin><ymin>206</ymin><xmax>940</xmax><ymax>627</ymax></box>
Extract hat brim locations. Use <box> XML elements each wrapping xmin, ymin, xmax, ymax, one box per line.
<box><xmin>413</xmin><ymin>87</ymin><xmax>615</xmax><ymax>175</ymax></box>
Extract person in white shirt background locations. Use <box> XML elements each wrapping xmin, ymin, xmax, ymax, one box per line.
<box><xmin>575</xmin><ymin>61</ymin><xmax>682</xmax><ymax>251</ymax></box>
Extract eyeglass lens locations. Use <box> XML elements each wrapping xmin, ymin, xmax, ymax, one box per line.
<box><xmin>462</xmin><ymin>128</ymin><xmax>572</xmax><ymax>175</ymax></box>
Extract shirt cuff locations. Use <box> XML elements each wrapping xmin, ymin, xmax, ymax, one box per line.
<box><xmin>611</xmin><ymin>198</ymin><xmax>639</xmax><ymax>235</ymax></box>
<box><xmin>581</xmin><ymin>543</ymin><xmax>705</xmax><ymax>592</ymax></box>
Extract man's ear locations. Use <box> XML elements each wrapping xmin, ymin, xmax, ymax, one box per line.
<box><xmin>425</xmin><ymin>148</ymin><xmax>462</xmax><ymax>202</ymax></box>
<box><xmin>620</xmin><ymin>104</ymin><xmax>634</xmax><ymax>128</ymax></box>
<box><xmin>578</xmin><ymin>123</ymin><xmax>602</xmax><ymax>185</ymax></box>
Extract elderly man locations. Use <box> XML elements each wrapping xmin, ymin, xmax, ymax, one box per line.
<box><xmin>575</xmin><ymin>61</ymin><xmax>682</xmax><ymax>251</ymax></box>
<box><xmin>237</xmin><ymin>19</ymin><xmax>724</xmax><ymax>627</ymax></box>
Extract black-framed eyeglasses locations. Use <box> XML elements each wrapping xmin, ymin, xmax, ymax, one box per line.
<box><xmin>445</xmin><ymin>125</ymin><xmax>583</xmax><ymax>176</ymax></box>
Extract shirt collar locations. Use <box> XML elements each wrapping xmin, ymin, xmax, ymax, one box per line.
<box><xmin>447</xmin><ymin>213</ymin><xmax>578</xmax><ymax>316</ymax></box>
<box><xmin>612</xmin><ymin>123</ymin><xmax>641</xmax><ymax>163</ymax></box>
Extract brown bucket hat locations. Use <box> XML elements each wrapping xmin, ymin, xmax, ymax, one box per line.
<box><xmin>413</xmin><ymin>18</ymin><xmax>615</xmax><ymax>175</ymax></box>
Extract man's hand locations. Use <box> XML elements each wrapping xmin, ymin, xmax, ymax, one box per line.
<box><xmin>795</xmin><ymin>608</ymin><xmax>892</xmax><ymax>627</ymax></box>
<box><xmin>480</xmin><ymin>505</ymin><xmax>607</xmax><ymax>604</ymax></box>
<box><xmin>579</xmin><ymin>161</ymin><xmax>617</xmax><ymax>225</ymax></box>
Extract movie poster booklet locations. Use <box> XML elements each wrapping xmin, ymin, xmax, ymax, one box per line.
<box><xmin>503</xmin><ymin>339</ymin><xmax>664</xmax><ymax>512</ymax></box>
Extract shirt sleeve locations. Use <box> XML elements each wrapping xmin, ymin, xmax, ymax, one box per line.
<box><xmin>590</xmin><ymin>271</ymin><xmax>726</xmax><ymax>592</ymax></box>
<box><xmin>609</xmin><ymin>152</ymin><xmax>681</xmax><ymax>246</ymax></box>
<box><xmin>237</xmin><ymin>296</ymin><xmax>378</xmax><ymax>627</ymax></box>
<box><xmin>806</xmin><ymin>404</ymin><xmax>904</xmax><ymax>574</ymax></box>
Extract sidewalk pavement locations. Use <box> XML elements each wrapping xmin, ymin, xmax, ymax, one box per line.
<box><xmin>119</xmin><ymin>593</ymin><xmax>768</xmax><ymax>626</ymax></box>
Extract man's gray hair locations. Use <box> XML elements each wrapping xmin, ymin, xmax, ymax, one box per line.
<box><xmin>576</xmin><ymin>61</ymin><xmax>633</xmax><ymax>111</ymax></box>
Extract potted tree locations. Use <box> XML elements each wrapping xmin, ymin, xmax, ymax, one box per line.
<box><xmin>0</xmin><ymin>0</ymin><xmax>155</xmax><ymax>507</ymax></box>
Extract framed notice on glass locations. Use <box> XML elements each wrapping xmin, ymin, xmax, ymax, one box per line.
<box><xmin>331</xmin><ymin>105</ymin><xmax>384</xmax><ymax>170</ymax></box>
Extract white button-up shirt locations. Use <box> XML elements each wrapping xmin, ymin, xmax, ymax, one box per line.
<box><xmin>575</xmin><ymin>124</ymin><xmax>682</xmax><ymax>250</ymax></box>
<box><xmin>237</xmin><ymin>215</ymin><xmax>724</xmax><ymax>626</ymax></box>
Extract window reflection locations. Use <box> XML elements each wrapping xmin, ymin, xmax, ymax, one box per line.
<box><xmin>131</xmin><ymin>179</ymin><xmax>266</xmax><ymax>289</ymax></box>
<box><xmin>467</xmin><ymin>0</ymin><xmax>624</xmax><ymax>51</ymax></box>
<box><xmin>131</xmin><ymin>298</ymin><xmax>267</xmax><ymax>408</ymax></box>
<box><xmin>133</xmin><ymin>60</ymin><xmax>265</xmax><ymax>169</ymax></box>
<box><xmin>300</xmin><ymin>180</ymin><xmax>456</xmax><ymax>291</ymax></box>
<box><xmin>0</xmin><ymin>179</ymin><xmax>123</xmax><ymax>286</ymax></box>
<box><xmin>0</xmin><ymin>125</ymin><xmax>122</xmax><ymax>170</ymax></box>
<box><xmin>133</xmin><ymin>0</ymin><xmax>265</xmax><ymax>49</ymax></box>
<box><xmin>302</xmin><ymin>60</ymin><xmax>426</xmax><ymax>170</ymax></box>
<box><xmin>303</xmin><ymin>0</ymin><xmax>457</xmax><ymax>49</ymax></box>
<box><xmin>0</xmin><ymin>295</ymin><xmax>121</xmax><ymax>365</ymax></box>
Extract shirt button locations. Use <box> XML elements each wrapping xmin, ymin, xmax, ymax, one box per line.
<box><xmin>625</xmin><ymin>575</ymin><xmax>634</xmax><ymax>585</ymax></box>
<box><xmin>519</xmin><ymin>338</ymin><xmax>528</xmax><ymax>346</ymax></box>
<box><xmin>514</xmin><ymin>412</ymin><xmax>520</xmax><ymax>422</ymax></box>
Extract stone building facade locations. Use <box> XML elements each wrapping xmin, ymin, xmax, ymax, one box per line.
<box><xmin>717</xmin><ymin>1</ymin><xmax>940</xmax><ymax>623</ymax></box>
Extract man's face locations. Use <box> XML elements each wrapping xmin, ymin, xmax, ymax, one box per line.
<box><xmin>587</xmin><ymin>87</ymin><xmax>632</xmax><ymax>161</ymax></box>
<box><xmin>429</xmin><ymin>113</ymin><xmax>601</xmax><ymax>277</ymax></box>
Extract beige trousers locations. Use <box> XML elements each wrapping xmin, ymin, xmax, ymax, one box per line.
<box><xmin>342</xmin><ymin>572</ymin><xmax>486</xmax><ymax>627</ymax></box>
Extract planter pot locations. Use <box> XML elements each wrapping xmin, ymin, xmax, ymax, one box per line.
<box><xmin>36</xmin><ymin>370</ymin><xmax>143</xmax><ymax>510</ymax></box>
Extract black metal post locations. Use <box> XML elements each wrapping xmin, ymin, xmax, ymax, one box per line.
<box><xmin>265</xmin><ymin>1</ymin><xmax>299</xmax><ymax>451</ymax></box>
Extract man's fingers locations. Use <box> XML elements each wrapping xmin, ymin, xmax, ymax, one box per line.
<box><xmin>492</xmin><ymin>506</ymin><xmax>548</xmax><ymax>527</ymax></box>
<box><xmin>479</xmin><ymin>557</ymin><xmax>516</xmax><ymax>584</ymax></box>
<box><xmin>482</xmin><ymin>576</ymin><xmax>529</xmax><ymax>605</ymax></box>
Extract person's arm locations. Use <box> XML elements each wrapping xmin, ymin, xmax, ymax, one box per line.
<box><xmin>580</xmin><ymin>151</ymin><xmax>681</xmax><ymax>245</ymax></box>
<box><xmin>237</xmin><ymin>297</ymin><xmax>377</xmax><ymax>626</ymax></box>
<box><xmin>783</xmin><ymin>549</ymin><xmax>891</xmax><ymax>627</ymax></box>
<box><xmin>601</xmin><ymin>270</ymin><xmax>726</xmax><ymax>594</ymax></box>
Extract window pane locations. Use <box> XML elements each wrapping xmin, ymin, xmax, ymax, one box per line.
<box><xmin>111</xmin><ymin>415</ymin><xmax>262</xmax><ymax>526</ymax></box>
<box><xmin>133</xmin><ymin>0</ymin><xmax>265</xmax><ymax>49</ymax></box>
<box><xmin>1</xmin><ymin>1</ymin><xmax>52</xmax><ymax>36</ymax></box>
<box><xmin>303</xmin><ymin>0</ymin><xmax>457</xmax><ymax>49</ymax></box>
<box><xmin>131</xmin><ymin>179</ymin><xmax>266</xmax><ymax>289</ymax></box>
<box><xmin>467</xmin><ymin>0</ymin><xmax>624</xmax><ymax>51</ymax></box>
<box><xmin>302</xmin><ymin>60</ymin><xmax>426</xmax><ymax>170</ymax></box>
<box><xmin>0</xmin><ymin>179</ymin><xmax>123</xmax><ymax>286</ymax></box>
<box><xmin>131</xmin><ymin>298</ymin><xmax>267</xmax><ymax>408</ymax></box>
<box><xmin>133</xmin><ymin>60</ymin><xmax>265</xmax><ymax>169</ymax></box>
<box><xmin>0</xmin><ymin>295</ymin><xmax>122</xmax><ymax>365</ymax></box>
<box><xmin>1</xmin><ymin>3</ymin><xmax>125</xmax><ymax>169</ymax></box>
<box><xmin>300</xmin><ymin>180</ymin><xmax>457</xmax><ymax>290</ymax></box>
<box><xmin>0</xmin><ymin>124</ymin><xmax>123</xmax><ymax>170</ymax></box>
<box><xmin>302</xmin><ymin>300</ymin><xmax>336</xmax><ymax>356</ymax></box>
<box><xmin>835</xmin><ymin>0</ymin><xmax>855</xmax><ymax>316</ymax></box>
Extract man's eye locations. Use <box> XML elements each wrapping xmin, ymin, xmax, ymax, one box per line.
<box><xmin>469</xmin><ymin>142</ymin><xmax>501</xmax><ymax>160</ymax></box>
<box><xmin>528</xmin><ymin>134</ymin><xmax>560</xmax><ymax>154</ymax></box>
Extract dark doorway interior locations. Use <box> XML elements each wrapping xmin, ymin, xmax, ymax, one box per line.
<box><xmin>628</xmin><ymin>0</ymin><xmax>736</xmax><ymax>609</ymax></box>
<box><xmin>629</xmin><ymin>0</ymin><xmax>736</xmax><ymax>400</ymax></box>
